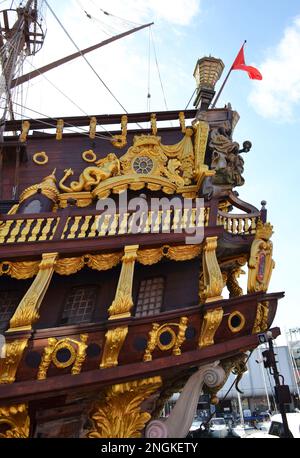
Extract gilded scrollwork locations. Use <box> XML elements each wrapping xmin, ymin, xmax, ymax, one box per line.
<box><xmin>0</xmin><ymin>403</ymin><xmax>30</xmax><ymax>438</ymax></box>
<box><xmin>200</xmin><ymin>237</ymin><xmax>223</xmax><ymax>303</ymax></box>
<box><xmin>143</xmin><ymin>317</ymin><xmax>188</xmax><ymax>362</ymax></box>
<box><xmin>8</xmin><ymin>252</ymin><xmax>58</xmax><ymax>332</ymax></box>
<box><xmin>19</xmin><ymin>169</ymin><xmax>59</xmax><ymax>203</ymax></box>
<box><xmin>37</xmin><ymin>334</ymin><xmax>88</xmax><ymax>380</ymax></box>
<box><xmin>248</xmin><ymin>221</ymin><xmax>275</xmax><ymax>293</ymax></box>
<box><xmin>0</xmin><ymin>339</ymin><xmax>28</xmax><ymax>384</ymax></box>
<box><xmin>199</xmin><ymin>307</ymin><xmax>224</xmax><ymax>348</ymax></box>
<box><xmin>108</xmin><ymin>245</ymin><xmax>138</xmax><ymax>320</ymax></box>
<box><xmin>100</xmin><ymin>326</ymin><xmax>128</xmax><ymax>368</ymax></box>
<box><xmin>87</xmin><ymin>377</ymin><xmax>162</xmax><ymax>438</ymax></box>
<box><xmin>252</xmin><ymin>301</ymin><xmax>270</xmax><ymax>334</ymax></box>
<box><xmin>0</xmin><ymin>260</ymin><xmax>39</xmax><ymax>279</ymax></box>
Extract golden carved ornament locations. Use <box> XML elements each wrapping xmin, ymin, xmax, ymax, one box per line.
<box><xmin>227</xmin><ymin>310</ymin><xmax>246</xmax><ymax>333</ymax></box>
<box><xmin>32</xmin><ymin>151</ymin><xmax>48</xmax><ymax>165</ymax></box>
<box><xmin>0</xmin><ymin>260</ymin><xmax>39</xmax><ymax>279</ymax></box>
<box><xmin>56</xmin><ymin>119</ymin><xmax>64</xmax><ymax>140</ymax></box>
<box><xmin>37</xmin><ymin>334</ymin><xmax>88</xmax><ymax>380</ymax></box>
<box><xmin>151</xmin><ymin>113</ymin><xmax>157</xmax><ymax>136</ymax></box>
<box><xmin>55</xmin><ymin>256</ymin><xmax>85</xmax><ymax>275</ymax></box>
<box><xmin>0</xmin><ymin>339</ymin><xmax>28</xmax><ymax>384</ymax></box>
<box><xmin>111</xmin><ymin>115</ymin><xmax>128</xmax><ymax>148</ymax></box>
<box><xmin>19</xmin><ymin>120</ymin><xmax>30</xmax><ymax>143</ymax></box>
<box><xmin>179</xmin><ymin>111</ymin><xmax>186</xmax><ymax>133</ymax></box>
<box><xmin>89</xmin><ymin>116</ymin><xmax>97</xmax><ymax>139</ymax></box>
<box><xmin>193</xmin><ymin>120</ymin><xmax>210</xmax><ymax>179</ymax></box>
<box><xmin>59</xmin><ymin>153</ymin><xmax>121</xmax><ymax>193</ymax></box>
<box><xmin>224</xmin><ymin>267</ymin><xmax>245</xmax><ymax>298</ymax></box>
<box><xmin>137</xmin><ymin>244</ymin><xmax>201</xmax><ymax>266</ymax></box>
<box><xmin>255</xmin><ymin>220</ymin><xmax>273</xmax><ymax>241</ymax></box>
<box><xmin>19</xmin><ymin>169</ymin><xmax>59</xmax><ymax>203</ymax></box>
<box><xmin>200</xmin><ymin>236</ymin><xmax>223</xmax><ymax>303</ymax></box>
<box><xmin>108</xmin><ymin>245</ymin><xmax>138</xmax><ymax>320</ymax></box>
<box><xmin>0</xmin><ymin>403</ymin><xmax>30</xmax><ymax>438</ymax></box>
<box><xmin>8</xmin><ymin>252</ymin><xmax>58</xmax><ymax>332</ymax></box>
<box><xmin>143</xmin><ymin>317</ymin><xmax>188</xmax><ymax>362</ymax></box>
<box><xmin>87</xmin><ymin>377</ymin><xmax>162</xmax><ymax>438</ymax></box>
<box><xmin>252</xmin><ymin>301</ymin><xmax>270</xmax><ymax>334</ymax></box>
<box><xmin>58</xmin><ymin>191</ymin><xmax>93</xmax><ymax>208</ymax></box>
<box><xmin>248</xmin><ymin>223</ymin><xmax>275</xmax><ymax>294</ymax></box>
<box><xmin>82</xmin><ymin>149</ymin><xmax>97</xmax><ymax>163</ymax></box>
<box><xmin>100</xmin><ymin>326</ymin><xmax>128</xmax><ymax>368</ymax></box>
<box><xmin>199</xmin><ymin>307</ymin><xmax>223</xmax><ymax>348</ymax></box>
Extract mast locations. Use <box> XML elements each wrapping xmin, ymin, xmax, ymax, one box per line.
<box><xmin>0</xmin><ymin>0</ymin><xmax>45</xmax><ymax>139</ymax></box>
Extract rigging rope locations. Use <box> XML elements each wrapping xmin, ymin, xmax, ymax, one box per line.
<box><xmin>1</xmin><ymin>96</ymin><xmax>117</xmax><ymax>141</ymax></box>
<box><xmin>185</xmin><ymin>88</ymin><xmax>196</xmax><ymax>110</ymax></box>
<box><xmin>5</xmin><ymin>35</ymin><xmax>114</xmax><ymax>136</ymax></box>
<box><xmin>146</xmin><ymin>25</ymin><xmax>151</xmax><ymax>113</ymax></box>
<box><xmin>44</xmin><ymin>0</ymin><xmax>132</xmax><ymax>117</ymax></box>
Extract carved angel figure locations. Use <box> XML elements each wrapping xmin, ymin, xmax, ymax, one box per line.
<box><xmin>59</xmin><ymin>153</ymin><xmax>120</xmax><ymax>192</ymax></box>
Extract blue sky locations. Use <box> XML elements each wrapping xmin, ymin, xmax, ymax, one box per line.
<box><xmin>6</xmin><ymin>0</ymin><xmax>300</xmax><ymax>335</ymax></box>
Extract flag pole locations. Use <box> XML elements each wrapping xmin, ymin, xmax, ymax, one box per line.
<box><xmin>211</xmin><ymin>40</ymin><xmax>247</xmax><ymax>109</ymax></box>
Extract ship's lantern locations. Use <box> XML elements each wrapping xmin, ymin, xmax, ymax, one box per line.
<box><xmin>193</xmin><ymin>56</ymin><xmax>224</xmax><ymax>111</ymax></box>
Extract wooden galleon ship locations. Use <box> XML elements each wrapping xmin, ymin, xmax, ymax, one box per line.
<box><xmin>0</xmin><ymin>1</ymin><xmax>283</xmax><ymax>438</ymax></box>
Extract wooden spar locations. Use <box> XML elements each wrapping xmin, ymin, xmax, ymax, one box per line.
<box><xmin>10</xmin><ymin>22</ymin><xmax>154</xmax><ymax>89</ymax></box>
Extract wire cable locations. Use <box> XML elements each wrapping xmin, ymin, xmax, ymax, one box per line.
<box><xmin>44</xmin><ymin>0</ymin><xmax>130</xmax><ymax>116</ymax></box>
<box><xmin>1</xmin><ymin>96</ymin><xmax>116</xmax><ymax>141</ymax></box>
<box><xmin>185</xmin><ymin>88</ymin><xmax>196</xmax><ymax>110</ymax></box>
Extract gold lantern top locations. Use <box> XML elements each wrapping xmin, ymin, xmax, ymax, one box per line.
<box><xmin>193</xmin><ymin>56</ymin><xmax>224</xmax><ymax>90</ymax></box>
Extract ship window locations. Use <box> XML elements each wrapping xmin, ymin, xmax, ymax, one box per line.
<box><xmin>23</xmin><ymin>199</ymin><xmax>42</xmax><ymax>214</ymax></box>
<box><xmin>60</xmin><ymin>286</ymin><xmax>98</xmax><ymax>325</ymax></box>
<box><xmin>135</xmin><ymin>277</ymin><xmax>165</xmax><ymax>317</ymax></box>
<box><xmin>0</xmin><ymin>291</ymin><xmax>20</xmax><ymax>331</ymax></box>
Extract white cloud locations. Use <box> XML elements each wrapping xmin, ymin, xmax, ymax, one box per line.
<box><xmin>249</xmin><ymin>16</ymin><xmax>300</xmax><ymax>121</ymax></box>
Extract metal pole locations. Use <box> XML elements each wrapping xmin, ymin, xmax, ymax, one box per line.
<box><xmin>211</xmin><ymin>40</ymin><xmax>247</xmax><ymax>109</ymax></box>
<box><xmin>268</xmin><ymin>337</ymin><xmax>291</xmax><ymax>438</ymax></box>
<box><xmin>237</xmin><ymin>390</ymin><xmax>244</xmax><ymax>428</ymax></box>
<box><xmin>257</xmin><ymin>347</ymin><xmax>272</xmax><ymax>412</ymax></box>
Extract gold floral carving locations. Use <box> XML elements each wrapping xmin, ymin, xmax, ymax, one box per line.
<box><xmin>55</xmin><ymin>257</ymin><xmax>85</xmax><ymax>275</ymax></box>
<box><xmin>137</xmin><ymin>244</ymin><xmax>201</xmax><ymax>265</ymax></box>
<box><xmin>143</xmin><ymin>317</ymin><xmax>188</xmax><ymax>362</ymax></box>
<box><xmin>248</xmin><ymin>221</ymin><xmax>275</xmax><ymax>293</ymax></box>
<box><xmin>87</xmin><ymin>377</ymin><xmax>162</xmax><ymax>438</ymax></box>
<box><xmin>37</xmin><ymin>334</ymin><xmax>88</xmax><ymax>380</ymax></box>
<box><xmin>252</xmin><ymin>301</ymin><xmax>270</xmax><ymax>334</ymax></box>
<box><xmin>32</xmin><ymin>151</ymin><xmax>48</xmax><ymax>165</ymax></box>
<box><xmin>179</xmin><ymin>111</ymin><xmax>186</xmax><ymax>133</ymax></box>
<box><xmin>58</xmin><ymin>192</ymin><xmax>93</xmax><ymax>208</ymax></box>
<box><xmin>108</xmin><ymin>245</ymin><xmax>138</xmax><ymax>320</ymax></box>
<box><xmin>199</xmin><ymin>307</ymin><xmax>224</xmax><ymax>348</ymax></box>
<box><xmin>0</xmin><ymin>339</ymin><xmax>28</xmax><ymax>384</ymax></box>
<box><xmin>0</xmin><ymin>260</ymin><xmax>39</xmax><ymax>279</ymax></box>
<box><xmin>200</xmin><ymin>236</ymin><xmax>223</xmax><ymax>303</ymax></box>
<box><xmin>100</xmin><ymin>326</ymin><xmax>128</xmax><ymax>368</ymax></box>
<box><xmin>0</xmin><ymin>404</ymin><xmax>30</xmax><ymax>438</ymax></box>
<box><xmin>8</xmin><ymin>252</ymin><xmax>58</xmax><ymax>332</ymax></box>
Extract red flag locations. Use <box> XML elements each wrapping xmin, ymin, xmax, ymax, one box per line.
<box><xmin>232</xmin><ymin>43</ymin><xmax>262</xmax><ymax>80</ymax></box>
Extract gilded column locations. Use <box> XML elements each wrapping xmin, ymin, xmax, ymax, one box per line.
<box><xmin>108</xmin><ymin>245</ymin><xmax>139</xmax><ymax>320</ymax></box>
<box><xmin>200</xmin><ymin>236</ymin><xmax>223</xmax><ymax>303</ymax></box>
<box><xmin>8</xmin><ymin>252</ymin><xmax>58</xmax><ymax>332</ymax></box>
